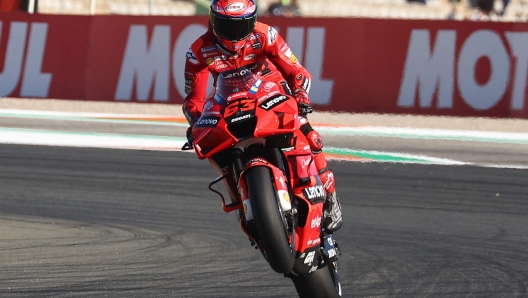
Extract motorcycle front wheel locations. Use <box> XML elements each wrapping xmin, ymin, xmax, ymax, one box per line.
<box><xmin>290</xmin><ymin>261</ymin><xmax>342</xmax><ymax>298</ymax></box>
<box><xmin>246</xmin><ymin>166</ymin><xmax>294</xmax><ymax>274</ymax></box>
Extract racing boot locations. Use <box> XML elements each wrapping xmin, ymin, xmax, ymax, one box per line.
<box><xmin>318</xmin><ymin>166</ymin><xmax>343</xmax><ymax>233</ymax></box>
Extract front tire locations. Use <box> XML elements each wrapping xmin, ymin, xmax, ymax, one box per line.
<box><xmin>290</xmin><ymin>263</ymin><xmax>342</xmax><ymax>298</ymax></box>
<box><xmin>246</xmin><ymin>166</ymin><xmax>294</xmax><ymax>273</ymax></box>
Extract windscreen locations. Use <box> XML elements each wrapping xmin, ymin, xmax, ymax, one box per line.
<box><xmin>216</xmin><ymin>67</ymin><xmax>257</xmax><ymax>100</ymax></box>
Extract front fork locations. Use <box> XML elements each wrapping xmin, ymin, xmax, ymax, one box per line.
<box><xmin>209</xmin><ymin>146</ymin><xmax>335</xmax><ymax>274</ymax></box>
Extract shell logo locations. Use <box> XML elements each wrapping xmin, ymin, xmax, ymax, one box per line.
<box><xmin>225</xmin><ymin>2</ymin><xmax>246</xmax><ymax>12</ymax></box>
<box><xmin>290</xmin><ymin>54</ymin><xmax>298</xmax><ymax>64</ymax></box>
<box><xmin>282</xmin><ymin>192</ymin><xmax>290</xmax><ymax>203</ymax></box>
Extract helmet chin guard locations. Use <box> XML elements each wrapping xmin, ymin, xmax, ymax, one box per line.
<box><xmin>214</xmin><ymin>33</ymin><xmax>249</xmax><ymax>52</ymax></box>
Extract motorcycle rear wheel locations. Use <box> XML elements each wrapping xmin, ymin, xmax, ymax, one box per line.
<box><xmin>290</xmin><ymin>262</ymin><xmax>342</xmax><ymax>298</ymax></box>
<box><xmin>246</xmin><ymin>166</ymin><xmax>294</xmax><ymax>274</ymax></box>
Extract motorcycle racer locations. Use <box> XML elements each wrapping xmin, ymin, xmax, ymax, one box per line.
<box><xmin>183</xmin><ymin>0</ymin><xmax>342</xmax><ymax>233</ymax></box>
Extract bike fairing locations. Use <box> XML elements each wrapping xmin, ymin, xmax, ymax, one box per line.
<box><xmin>188</xmin><ymin>67</ymin><xmax>341</xmax><ymax>286</ymax></box>
<box><xmin>182</xmin><ymin>11</ymin><xmax>342</xmax><ymax>235</ymax></box>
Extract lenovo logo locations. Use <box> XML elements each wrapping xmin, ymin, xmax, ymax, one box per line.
<box><xmin>259</xmin><ymin>95</ymin><xmax>287</xmax><ymax>110</ymax></box>
<box><xmin>196</xmin><ymin>117</ymin><xmax>219</xmax><ymax>126</ymax></box>
<box><xmin>305</xmin><ymin>185</ymin><xmax>325</xmax><ymax>200</ymax></box>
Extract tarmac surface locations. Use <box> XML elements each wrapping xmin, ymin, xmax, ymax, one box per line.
<box><xmin>1</xmin><ymin>98</ymin><xmax>528</xmax><ymax>297</ymax></box>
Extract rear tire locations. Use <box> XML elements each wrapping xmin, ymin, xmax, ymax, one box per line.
<box><xmin>290</xmin><ymin>264</ymin><xmax>342</xmax><ymax>298</ymax></box>
<box><xmin>246</xmin><ymin>166</ymin><xmax>294</xmax><ymax>274</ymax></box>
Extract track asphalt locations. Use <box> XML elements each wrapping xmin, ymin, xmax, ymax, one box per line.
<box><xmin>0</xmin><ymin>98</ymin><xmax>527</xmax><ymax>297</ymax></box>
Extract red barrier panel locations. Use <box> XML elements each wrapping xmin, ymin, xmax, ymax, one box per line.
<box><xmin>1</xmin><ymin>12</ymin><xmax>528</xmax><ymax>118</ymax></box>
<box><xmin>85</xmin><ymin>15</ymin><xmax>208</xmax><ymax>103</ymax></box>
<box><xmin>0</xmin><ymin>13</ymin><xmax>90</xmax><ymax>99</ymax></box>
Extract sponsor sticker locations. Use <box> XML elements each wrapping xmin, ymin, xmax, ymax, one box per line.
<box><xmin>263</xmin><ymin>81</ymin><xmax>276</xmax><ymax>92</ymax></box>
<box><xmin>195</xmin><ymin>117</ymin><xmax>220</xmax><ymax>127</ymax></box>
<box><xmin>304</xmin><ymin>251</ymin><xmax>315</xmax><ymax>264</ymax></box>
<box><xmin>215</xmin><ymin>62</ymin><xmax>228</xmax><ymax>70</ymax></box>
<box><xmin>307</xmin><ymin>238</ymin><xmax>321</xmax><ymax>246</ymax></box>
<box><xmin>225</xmin><ymin>2</ymin><xmax>246</xmax><ymax>12</ymax></box>
<box><xmin>214</xmin><ymin>93</ymin><xmax>226</xmax><ymax>104</ymax></box>
<box><xmin>328</xmin><ymin>248</ymin><xmax>336</xmax><ymax>258</ymax></box>
<box><xmin>327</xmin><ymin>235</ymin><xmax>334</xmax><ymax>246</ymax></box>
<box><xmin>203</xmin><ymin>111</ymin><xmax>220</xmax><ymax>116</ymax></box>
<box><xmin>302</xmin><ymin>78</ymin><xmax>310</xmax><ymax>91</ymax></box>
<box><xmin>311</xmin><ymin>215</ymin><xmax>322</xmax><ymax>229</ymax></box>
<box><xmin>231</xmin><ymin>114</ymin><xmax>252</xmax><ymax>123</ymax></box>
<box><xmin>281</xmin><ymin>191</ymin><xmax>290</xmax><ymax>202</ymax></box>
<box><xmin>290</xmin><ymin>54</ymin><xmax>298</xmax><ymax>64</ymax></box>
<box><xmin>305</xmin><ymin>185</ymin><xmax>325</xmax><ymax>201</ymax></box>
<box><xmin>244</xmin><ymin>54</ymin><xmax>256</xmax><ymax>60</ymax></box>
<box><xmin>249</xmin><ymin>79</ymin><xmax>262</xmax><ymax>94</ymax></box>
<box><xmin>249</xmin><ymin>158</ymin><xmax>268</xmax><ymax>165</ymax></box>
<box><xmin>186</xmin><ymin>48</ymin><xmax>198</xmax><ymax>65</ymax></box>
<box><xmin>259</xmin><ymin>94</ymin><xmax>287</xmax><ymax>110</ymax></box>
<box><xmin>201</xmin><ymin>46</ymin><xmax>217</xmax><ymax>52</ymax></box>
<box><xmin>252</xmin><ymin>40</ymin><xmax>261</xmax><ymax>49</ymax></box>
<box><xmin>257</xmin><ymin>90</ymin><xmax>280</xmax><ymax>103</ymax></box>
<box><xmin>220</xmin><ymin>66</ymin><xmax>256</xmax><ymax>79</ymax></box>
<box><xmin>268</xmin><ymin>26</ymin><xmax>277</xmax><ymax>45</ymax></box>
<box><xmin>203</xmin><ymin>52</ymin><xmax>216</xmax><ymax>57</ymax></box>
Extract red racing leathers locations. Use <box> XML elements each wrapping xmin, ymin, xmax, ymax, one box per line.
<box><xmin>183</xmin><ymin>22</ymin><xmax>341</xmax><ymax>232</ymax></box>
<box><xmin>183</xmin><ymin>22</ymin><xmax>310</xmax><ymax>124</ymax></box>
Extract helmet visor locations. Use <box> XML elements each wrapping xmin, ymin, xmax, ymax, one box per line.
<box><xmin>211</xmin><ymin>12</ymin><xmax>257</xmax><ymax>42</ymax></box>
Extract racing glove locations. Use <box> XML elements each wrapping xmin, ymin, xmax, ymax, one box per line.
<box><xmin>295</xmin><ymin>90</ymin><xmax>313</xmax><ymax>116</ymax></box>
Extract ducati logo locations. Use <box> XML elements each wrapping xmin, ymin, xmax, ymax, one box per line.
<box><xmin>230</xmin><ymin>114</ymin><xmax>251</xmax><ymax>123</ymax></box>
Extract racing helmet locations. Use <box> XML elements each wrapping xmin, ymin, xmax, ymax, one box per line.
<box><xmin>210</xmin><ymin>0</ymin><xmax>258</xmax><ymax>52</ymax></box>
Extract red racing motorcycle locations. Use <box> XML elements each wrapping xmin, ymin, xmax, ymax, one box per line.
<box><xmin>182</xmin><ymin>66</ymin><xmax>342</xmax><ymax>298</ymax></box>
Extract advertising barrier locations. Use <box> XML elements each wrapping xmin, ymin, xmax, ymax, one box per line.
<box><xmin>1</xmin><ymin>12</ymin><xmax>528</xmax><ymax>118</ymax></box>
